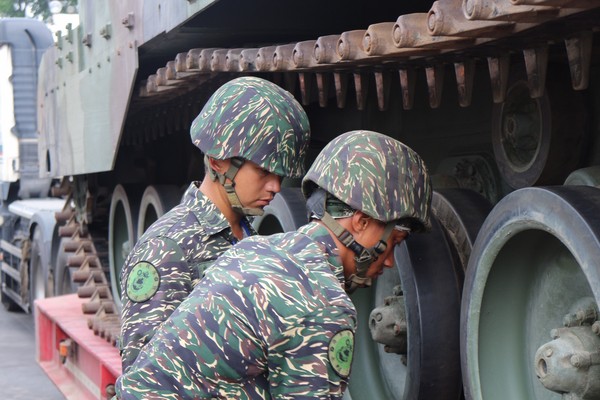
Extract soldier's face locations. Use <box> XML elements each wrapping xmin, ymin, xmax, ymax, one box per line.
<box><xmin>346</xmin><ymin>217</ymin><xmax>409</xmax><ymax>282</ymax></box>
<box><xmin>366</xmin><ymin>228</ymin><xmax>408</xmax><ymax>278</ymax></box>
<box><xmin>230</xmin><ymin>160</ymin><xmax>282</xmax><ymax>208</ymax></box>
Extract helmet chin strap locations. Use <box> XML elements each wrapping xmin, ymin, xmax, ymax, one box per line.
<box><xmin>320</xmin><ymin>212</ymin><xmax>395</xmax><ymax>294</ymax></box>
<box><xmin>205</xmin><ymin>155</ymin><xmax>264</xmax><ymax>216</ymax></box>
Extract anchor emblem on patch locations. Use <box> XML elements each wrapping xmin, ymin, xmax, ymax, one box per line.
<box><xmin>328</xmin><ymin>329</ymin><xmax>354</xmax><ymax>378</ymax></box>
<box><xmin>126</xmin><ymin>261</ymin><xmax>160</xmax><ymax>302</ymax></box>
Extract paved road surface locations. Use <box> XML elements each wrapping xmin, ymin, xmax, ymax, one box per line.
<box><xmin>0</xmin><ymin>305</ymin><xmax>65</xmax><ymax>399</ymax></box>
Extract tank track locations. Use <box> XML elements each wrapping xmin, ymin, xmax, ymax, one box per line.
<box><xmin>132</xmin><ymin>1</ymin><xmax>599</xmax><ymax>124</ymax></box>
<box><xmin>55</xmin><ymin>192</ymin><xmax>121</xmax><ymax>346</ymax></box>
<box><xmin>53</xmin><ymin>0</ymin><xmax>600</xmax><ymax>345</ymax></box>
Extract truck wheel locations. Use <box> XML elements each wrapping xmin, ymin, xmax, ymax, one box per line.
<box><xmin>137</xmin><ymin>185</ymin><xmax>183</xmax><ymax>238</ymax></box>
<box><xmin>29</xmin><ymin>226</ymin><xmax>47</xmax><ymax>313</ymax></box>
<box><xmin>461</xmin><ymin>186</ymin><xmax>600</xmax><ymax>400</ymax></box>
<box><xmin>1</xmin><ymin>290</ymin><xmax>19</xmax><ymax>312</ymax></box>
<box><xmin>109</xmin><ymin>185</ymin><xmax>141</xmax><ymax>309</ymax></box>
<box><xmin>348</xmin><ymin>189</ymin><xmax>490</xmax><ymax>400</ymax></box>
<box><xmin>251</xmin><ymin>187</ymin><xmax>308</xmax><ymax>234</ymax></box>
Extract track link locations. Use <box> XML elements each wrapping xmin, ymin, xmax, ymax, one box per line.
<box><xmin>128</xmin><ymin>1</ymin><xmax>599</xmax><ymax>139</ymax></box>
<box><xmin>55</xmin><ymin>195</ymin><xmax>120</xmax><ymax>346</ymax></box>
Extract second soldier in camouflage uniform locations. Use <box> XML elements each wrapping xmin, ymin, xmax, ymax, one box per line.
<box><xmin>115</xmin><ymin>130</ymin><xmax>432</xmax><ymax>399</ymax></box>
<box><xmin>118</xmin><ymin>76</ymin><xmax>310</xmax><ymax>372</ymax></box>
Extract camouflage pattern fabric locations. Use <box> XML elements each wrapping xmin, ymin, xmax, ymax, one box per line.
<box><xmin>191</xmin><ymin>76</ymin><xmax>311</xmax><ymax>178</ymax></box>
<box><xmin>119</xmin><ymin>182</ymin><xmax>256</xmax><ymax>372</ymax></box>
<box><xmin>302</xmin><ymin>130</ymin><xmax>432</xmax><ymax>231</ymax></box>
<box><xmin>115</xmin><ymin>222</ymin><xmax>357</xmax><ymax>399</ymax></box>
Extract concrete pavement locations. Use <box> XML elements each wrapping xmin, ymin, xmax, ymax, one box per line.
<box><xmin>0</xmin><ymin>305</ymin><xmax>65</xmax><ymax>399</ymax></box>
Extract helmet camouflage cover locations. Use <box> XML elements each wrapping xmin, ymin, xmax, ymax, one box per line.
<box><xmin>302</xmin><ymin>130</ymin><xmax>432</xmax><ymax>231</ymax></box>
<box><xmin>191</xmin><ymin>76</ymin><xmax>310</xmax><ymax>178</ymax></box>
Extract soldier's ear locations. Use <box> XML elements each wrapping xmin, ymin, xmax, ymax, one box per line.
<box><xmin>350</xmin><ymin>211</ymin><xmax>371</xmax><ymax>233</ymax></box>
<box><xmin>208</xmin><ymin>157</ymin><xmax>230</xmax><ymax>174</ymax></box>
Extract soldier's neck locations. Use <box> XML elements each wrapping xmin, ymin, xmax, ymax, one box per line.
<box><xmin>199</xmin><ymin>177</ymin><xmax>243</xmax><ymax>235</ymax></box>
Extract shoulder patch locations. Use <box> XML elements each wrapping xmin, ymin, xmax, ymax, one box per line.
<box><xmin>328</xmin><ymin>329</ymin><xmax>354</xmax><ymax>378</ymax></box>
<box><xmin>126</xmin><ymin>262</ymin><xmax>160</xmax><ymax>303</ymax></box>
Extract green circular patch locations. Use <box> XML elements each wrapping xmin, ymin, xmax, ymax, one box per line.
<box><xmin>328</xmin><ymin>329</ymin><xmax>354</xmax><ymax>378</ymax></box>
<box><xmin>126</xmin><ymin>262</ymin><xmax>160</xmax><ymax>303</ymax></box>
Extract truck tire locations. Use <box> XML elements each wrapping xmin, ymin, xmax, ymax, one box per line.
<box><xmin>29</xmin><ymin>226</ymin><xmax>47</xmax><ymax>314</ymax></box>
<box><xmin>1</xmin><ymin>290</ymin><xmax>19</xmax><ymax>312</ymax></box>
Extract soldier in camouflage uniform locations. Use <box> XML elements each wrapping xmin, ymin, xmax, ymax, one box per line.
<box><xmin>119</xmin><ymin>76</ymin><xmax>311</xmax><ymax>372</ymax></box>
<box><xmin>115</xmin><ymin>130</ymin><xmax>431</xmax><ymax>399</ymax></box>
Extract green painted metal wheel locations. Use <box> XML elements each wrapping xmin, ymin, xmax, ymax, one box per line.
<box><xmin>564</xmin><ymin>166</ymin><xmax>600</xmax><ymax>187</ymax></box>
<box><xmin>348</xmin><ymin>189</ymin><xmax>491</xmax><ymax>400</ymax></box>
<box><xmin>491</xmin><ymin>70</ymin><xmax>587</xmax><ymax>189</ymax></box>
<box><xmin>136</xmin><ymin>185</ymin><xmax>183</xmax><ymax>238</ymax></box>
<box><xmin>108</xmin><ymin>184</ymin><xmax>141</xmax><ymax>309</ymax></box>
<box><xmin>254</xmin><ymin>187</ymin><xmax>492</xmax><ymax>399</ymax></box>
<box><xmin>461</xmin><ymin>186</ymin><xmax>600</xmax><ymax>400</ymax></box>
<box><xmin>251</xmin><ymin>187</ymin><xmax>308</xmax><ymax>234</ymax></box>
<box><xmin>54</xmin><ymin>237</ymin><xmax>78</xmax><ymax>295</ymax></box>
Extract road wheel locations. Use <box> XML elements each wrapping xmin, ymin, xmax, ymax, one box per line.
<box><xmin>348</xmin><ymin>189</ymin><xmax>491</xmax><ymax>400</ymax></box>
<box><xmin>108</xmin><ymin>185</ymin><xmax>142</xmax><ymax>309</ymax></box>
<box><xmin>136</xmin><ymin>185</ymin><xmax>183</xmax><ymax>238</ymax></box>
<box><xmin>461</xmin><ymin>186</ymin><xmax>600</xmax><ymax>400</ymax></box>
<box><xmin>53</xmin><ymin>237</ymin><xmax>80</xmax><ymax>295</ymax></box>
<box><xmin>251</xmin><ymin>187</ymin><xmax>308</xmax><ymax>234</ymax></box>
<box><xmin>564</xmin><ymin>166</ymin><xmax>600</xmax><ymax>186</ymax></box>
<box><xmin>491</xmin><ymin>69</ymin><xmax>587</xmax><ymax>188</ymax></box>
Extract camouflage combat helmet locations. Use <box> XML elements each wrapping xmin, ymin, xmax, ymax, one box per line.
<box><xmin>302</xmin><ymin>130</ymin><xmax>432</xmax><ymax>292</ymax></box>
<box><xmin>302</xmin><ymin>130</ymin><xmax>431</xmax><ymax>230</ymax></box>
<box><xmin>191</xmin><ymin>76</ymin><xmax>310</xmax><ymax>178</ymax></box>
<box><xmin>190</xmin><ymin>76</ymin><xmax>310</xmax><ymax>215</ymax></box>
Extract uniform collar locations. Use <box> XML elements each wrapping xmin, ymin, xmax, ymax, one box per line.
<box><xmin>183</xmin><ymin>182</ymin><xmax>249</xmax><ymax>237</ymax></box>
<box><xmin>298</xmin><ymin>221</ymin><xmax>345</xmax><ymax>285</ymax></box>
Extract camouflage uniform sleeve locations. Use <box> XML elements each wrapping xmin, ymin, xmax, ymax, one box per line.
<box><xmin>267</xmin><ymin>308</ymin><xmax>356</xmax><ymax>399</ymax></box>
<box><xmin>119</xmin><ymin>236</ymin><xmax>191</xmax><ymax>372</ymax></box>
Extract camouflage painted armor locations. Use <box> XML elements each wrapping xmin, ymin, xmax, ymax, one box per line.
<box><xmin>191</xmin><ymin>76</ymin><xmax>311</xmax><ymax>178</ymax></box>
<box><xmin>115</xmin><ymin>222</ymin><xmax>357</xmax><ymax>399</ymax></box>
<box><xmin>302</xmin><ymin>130</ymin><xmax>432</xmax><ymax>231</ymax></box>
<box><xmin>119</xmin><ymin>182</ymin><xmax>256</xmax><ymax>372</ymax></box>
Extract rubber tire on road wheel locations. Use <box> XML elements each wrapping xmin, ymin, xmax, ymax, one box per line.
<box><xmin>348</xmin><ymin>215</ymin><xmax>462</xmax><ymax>400</ymax></box>
<box><xmin>109</xmin><ymin>184</ymin><xmax>142</xmax><ymax>310</ymax></box>
<box><xmin>348</xmin><ymin>188</ymin><xmax>491</xmax><ymax>400</ymax></box>
<box><xmin>491</xmin><ymin>67</ymin><xmax>587</xmax><ymax>189</ymax></box>
<box><xmin>137</xmin><ymin>185</ymin><xmax>184</xmax><ymax>238</ymax></box>
<box><xmin>461</xmin><ymin>186</ymin><xmax>600</xmax><ymax>400</ymax></box>
<box><xmin>54</xmin><ymin>237</ymin><xmax>79</xmax><ymax>296</ymax></box>
<box><xmin>251</xmin><ymin>187</ymin><xmax>308</xmax><ymax>234</ymax></box>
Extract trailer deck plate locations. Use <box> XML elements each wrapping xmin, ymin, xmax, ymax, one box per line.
<box><xmin>35</xmin><ymin>294</ymin><xmax>121</xmax><ymax>400</ymax></box>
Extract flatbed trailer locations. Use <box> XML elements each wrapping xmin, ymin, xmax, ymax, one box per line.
<box><xmin>36</xmin><ymin>294</ymin><xmax>121</xmax><ymax>400</ymax></box>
